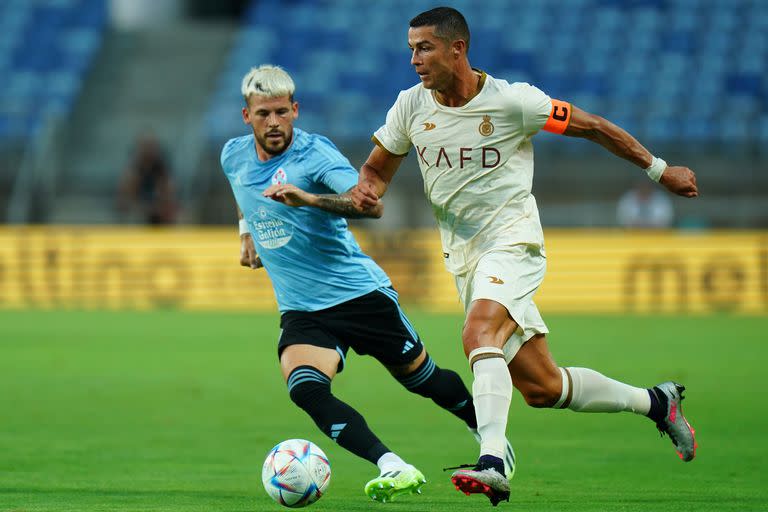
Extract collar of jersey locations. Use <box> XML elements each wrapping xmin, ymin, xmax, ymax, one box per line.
<box><xmin>429</xmin><ymin>68</ymin><xmax>487</xmax><ymax>110</ymax></box>
<box><xmin>251</xmin><ymin>128</ymin><xmax>303</xmax><ymax>167</ymax></box>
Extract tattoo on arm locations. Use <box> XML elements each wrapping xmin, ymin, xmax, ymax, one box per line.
<box><xmin>314</xmin><ymin>191</ymin><xmax>376</xmax><ymax>218</ymax></box>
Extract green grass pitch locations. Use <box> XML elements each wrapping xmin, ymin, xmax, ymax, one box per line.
<box><xmin>1</xmin><ymin>310</ymin><xmax>766</xmax><ymax>511</ymax></box>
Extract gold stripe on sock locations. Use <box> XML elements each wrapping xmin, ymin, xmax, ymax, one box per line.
<box><xmin>469</xmin><ymin>352</ymin><xmax>504</xmax><ymax>369</ymax></box>
<box><xmin>559</xmin><ymin>368</ymin><xmax>574</xmax><ymax>409</ymax></box>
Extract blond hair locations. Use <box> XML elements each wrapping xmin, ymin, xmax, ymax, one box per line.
<box><xmin>241</xmin><ymin>65</ymin><xmax>295</xmax><ymax>103</ymax></box>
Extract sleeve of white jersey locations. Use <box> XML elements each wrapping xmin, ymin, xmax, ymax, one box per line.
<box><xmin>514</xmin><ymin>83</ymin><xmax>554</xmax><ymax>137</ymax></box>
<box><xmin>372</xmin><ymin>91</ymin><xmax>412</xmax><ymax>156</ymax></box>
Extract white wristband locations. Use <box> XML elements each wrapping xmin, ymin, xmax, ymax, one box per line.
<box><xmin>645</xmin><ymin>156</ymin><xmax>667</xmax><ymax>182</ymax></box>
<box><xmin>238</xmin><ymin>218</ymin><xmax>250</xmax><ymax>236</ymax></box>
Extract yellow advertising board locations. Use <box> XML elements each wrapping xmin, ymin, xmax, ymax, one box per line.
<box><xmin>0</xmin><ymin>227</ymin><xmax>765</xmax><ymax>314</ymax></box>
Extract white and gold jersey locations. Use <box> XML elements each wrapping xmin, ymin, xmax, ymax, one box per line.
<box><xmin>373</xmin><ymin>71</ymin><xmax>570</xmax><ymax>275</ymax></box>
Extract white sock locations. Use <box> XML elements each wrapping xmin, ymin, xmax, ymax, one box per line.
<box><xmin>554</xmin><ymin>367</ymin><xmax>650</xmax><ymax>414</ymax></box>
<box><xmin>469</xmin><ymin>347</ymin><xmax>512</xmax><ymax>459</ymax></box>
<box><xmin>376</xmin><ymin>452</ymin><xmax>409</xmax><ymax>474</ymax></box>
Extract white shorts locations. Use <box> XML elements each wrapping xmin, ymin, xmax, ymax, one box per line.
<box><xmin>454</xmin><ymin>244</ymin><xmax>549</xmax><ymax>363</ymax></box>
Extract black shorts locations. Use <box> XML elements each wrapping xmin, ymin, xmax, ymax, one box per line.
<box><xmin>278</xmin><ymin>287</ymin><xmax>424</xmax><ymax>372</ymax></box>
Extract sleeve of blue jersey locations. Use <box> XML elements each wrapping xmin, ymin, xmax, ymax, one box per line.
<box><xmin>220</xmin><ymin>138</ymin><xmax>236</xmax><ymax>175</ymax></box>
<box><xmin>311</xmin><ymin>136</ymin><xmax>359</xmax><ymax>194</ymax></box>
<box><xmin>220</xmin><ymin>137</ymin><xmax>247</xmax><ymax>176</ymax></box>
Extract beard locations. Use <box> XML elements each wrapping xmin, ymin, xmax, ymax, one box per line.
<box><xmin>258</xmin><ymin>133</ymin><xmax>287</xmax><ymax>155</ymax></box>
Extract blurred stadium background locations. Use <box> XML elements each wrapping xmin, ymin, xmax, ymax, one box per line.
<box><xmin>0</xmin><ymin>0</ymin><xmax>766</xmax><ymax>313</ymax></box>
<box><xmin>1</xmin><ymin>2</ymin><xmax>767</xmax><ymax>511</ymax></box>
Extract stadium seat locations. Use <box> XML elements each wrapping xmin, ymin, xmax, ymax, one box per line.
<box><xmin>0</xmin><ymin>0</ymin><xmax>106</xmax><ymax>144</ymax></box>
<box><xmin>203</xmin><ymin>0</ymin><xmax>768</xmax><ymax>149</ymax></box>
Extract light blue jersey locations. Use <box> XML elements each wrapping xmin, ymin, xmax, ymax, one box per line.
<box><xmin>221</xmin><ymin>128</ymin><xmax>391</xmax><ymax>312</ymax></box>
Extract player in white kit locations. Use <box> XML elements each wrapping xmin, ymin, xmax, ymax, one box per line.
<box><xmin>350</xmin><ymin>7</ymin><xmax>699</xmax><ymax>506</ymax></box>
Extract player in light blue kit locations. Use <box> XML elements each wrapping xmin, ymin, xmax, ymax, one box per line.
<box><xmin>220</xmin><ymin>64</ymin><xmax>515</xmax><ymax>502</ymax></box>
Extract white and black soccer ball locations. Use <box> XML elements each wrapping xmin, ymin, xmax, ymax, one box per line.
<box><xmin>261</xmin><ymin>439</ymin><xmax>331</xmax><ymax>508</ymax></box>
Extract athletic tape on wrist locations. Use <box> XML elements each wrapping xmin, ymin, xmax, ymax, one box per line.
<box><xmin>238</xmin><ymin>218</ymin><xmax>250</xmax><ymax>236</ymax></box>
<box><xmin>645</xmin><ymin>156</ymin><xmax>667</xmax><ymax>182</ymax></box>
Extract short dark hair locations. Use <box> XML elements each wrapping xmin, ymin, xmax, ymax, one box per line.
<box><xmin>410</xmin><ymin>7</ymin><xmax>470</xmax><ymax>51</ymax></box>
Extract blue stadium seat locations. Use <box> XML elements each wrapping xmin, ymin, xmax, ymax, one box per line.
<box><xmin>204</xmin><ymin>0</ymin><xmax>768</xmax><ymax>147</ymax></box>
<box><xmin>726</xmin><ymin>73</ymin><xmax>764</xmax><ymax>97</ymax></box>
<box><xmin>0</xmin><ymin>0</ymin><xmax>106</xmax><ymax>144</ymax></box>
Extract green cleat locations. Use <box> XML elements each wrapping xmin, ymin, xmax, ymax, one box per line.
<box><xmin>364</xmin><ymin>466</ymin><xmax>426</xmax><ymax>503</ymax></box>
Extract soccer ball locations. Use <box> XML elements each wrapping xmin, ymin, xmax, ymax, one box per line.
<box><xmin>261</xmin><ymin>439</ymin><xmax>331</xmax><ymax>508</ymax></box>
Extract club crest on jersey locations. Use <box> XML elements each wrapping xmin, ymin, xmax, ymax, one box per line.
<box><xmin>479</xmin><ymin>115</ymin><xmax>494</xmax><ymax>136</ymax></box>
<box><xmin>271</xmin><ymin>167</ymin><xmax>287</xmax><ymax>185</ymax></box>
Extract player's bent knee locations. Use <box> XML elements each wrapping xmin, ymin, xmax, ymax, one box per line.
<box><xmin>461</xmin><ymin>324</ymin><xmax>502</xmax><ymax>357</ymax></box>
<box><xmin>287</xmin><ymin>365</ymin><xmax>332</xmax><ymax>412</ymax></box>
<box><xmin>385</xmin><ymin>347</ymin><xmax>426</xmax><ymax>377</ymax></box>
<box><xmin>519</xmin><ymin>381</ymin><xmax>561</xmax><ymax>408</ymax></box>
<box><xmin>521</xmin><ymin>388</ymin><xmax>559</xmax><ymax>408</ymax></box>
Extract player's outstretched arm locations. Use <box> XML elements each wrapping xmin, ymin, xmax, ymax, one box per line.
<box><xmin>262</xmin><ymin>183</ymin><xmax>383</xmax><ymax>218</ymax></box>
<box><xmin>237</xmin><ymin>206</ymin><xmax>262</xmax><ymax>269</ymax></box>
<box><xmin>352</xmin><ymin>145</ymin><xmax>406</xmax><ymax>211</ymax></box>
<box><xmin>562</xmin><ymin>105</ymin><xmax>698</xmax><ymax>198</ymax></box>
